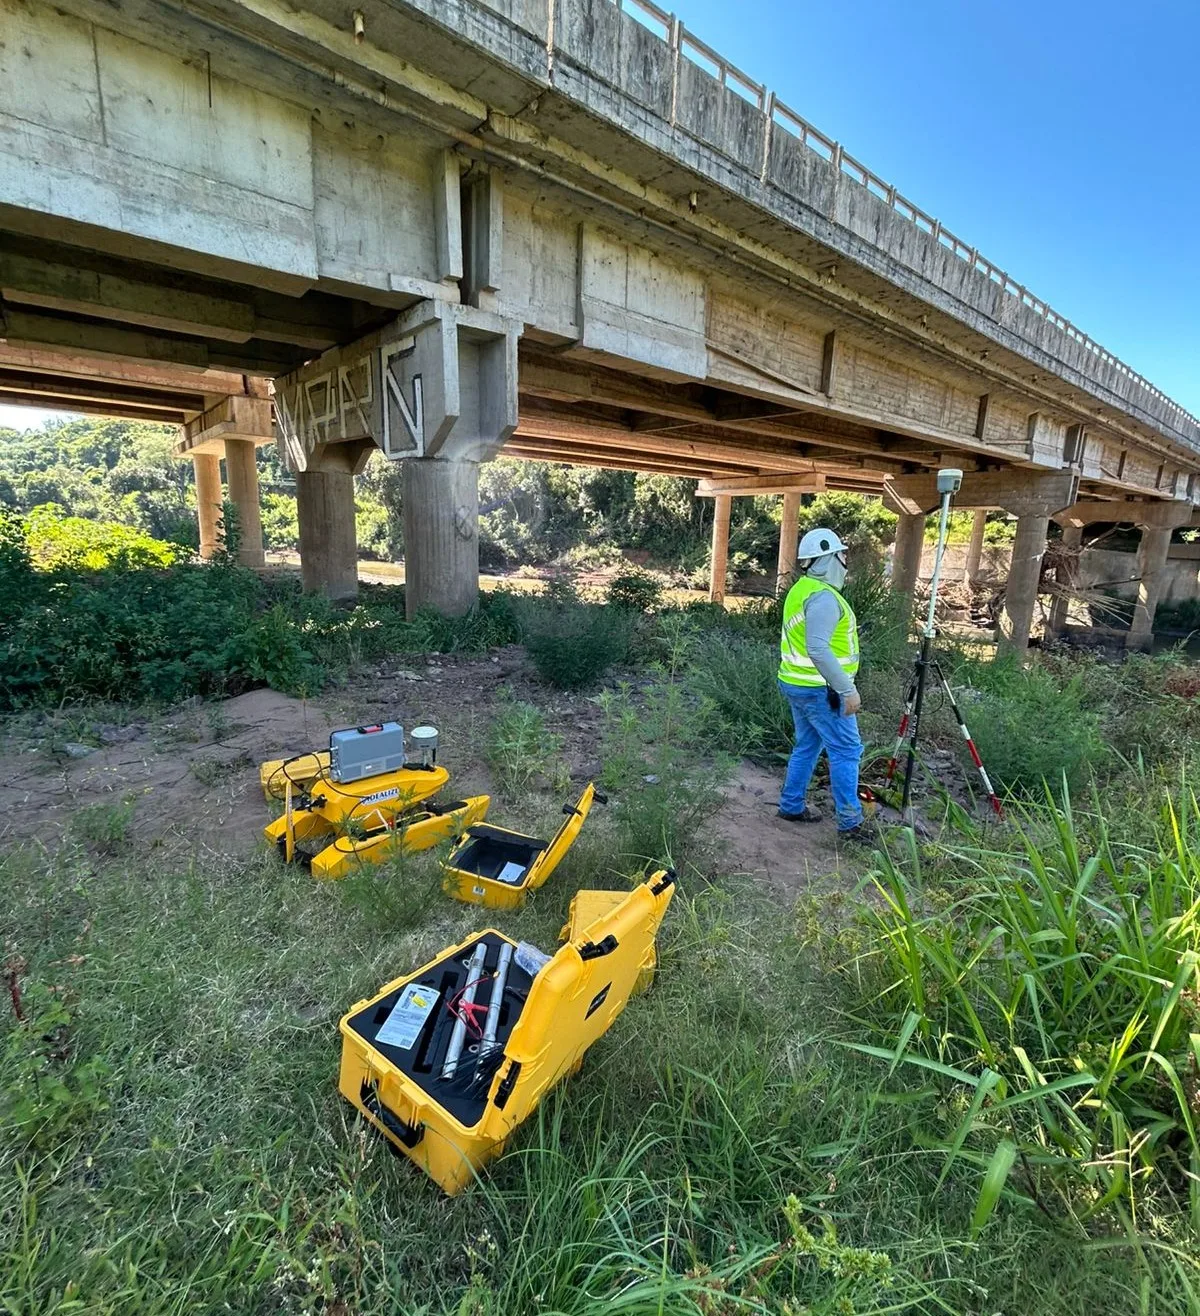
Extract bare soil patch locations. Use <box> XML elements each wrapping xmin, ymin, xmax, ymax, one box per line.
<box><xmin>0</xmin><ymin>652</ymin><xmax>859</xmax><ymax>898</ymax></box>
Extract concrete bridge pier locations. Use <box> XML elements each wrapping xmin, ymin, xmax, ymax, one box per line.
<box><xmin>965</xmin><ymin>510</ymin><xmax>988</xmax><ymax>584</ymax></box>
<box><xmin>890</xmin><ymin>511</ymin><xmax>927</xmax><ymax>602</ymax></box>
<box><xmin>294</xmin><ymin>441</ymin><xmax>374</xmax><ymax>602</ymax></box>
<box><xmin>1053</xmin><ymin>500</ymin><xmax>1195</xmax><ymax>649</ymax></box>
<box><xmin>997</xmin><ymin>512</ymin><xmax>1052</xmax><ymax>656</ymax></box>
<box><xmin>192</xmin><ymin>453</ymin><xmax>224</xmax><ymax>560</ymax></box>
<box><xmin>275</xmin><ymin>301</ymin><xmax>519</xmax><ymax>613</ymax></box>
<box><xmin>885</xmin><ymin>472</ymin><xmax>1080</xmax><ymax>655</ymax></box>
<box><xmin>1046</xmin><ymin>524</ymin><xmax>1084</xmax><ymax>636</ymax></box>
<box><xmin>178</xmin><ymin>396</ymin><xmax>273</xmax><ymax>567</ymax></box>
<box><xmin>402</xmin><ymin>458</ymin><xmax>481</xmax><ymax>617</ymax></box>
<box><xmin>223</xmin><ymin>439</ymin><xmax>265</xmax><ymax>568</ymax></box>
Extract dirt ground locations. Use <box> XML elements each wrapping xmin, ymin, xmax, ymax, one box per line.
<box><xmin>0</xmin><ymin>649</ymin><xmax>858</xmax><ymax>896</ymax></box>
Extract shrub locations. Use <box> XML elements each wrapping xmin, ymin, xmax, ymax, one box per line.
<box><xmin>485</xmin><ymin>697</ymin><xmax>565</xmax><ymax>796</ymax></box>
<box><xmin>600</xmin><ymin>615</ymin><xmax>733</xmax><ymax>867</ymax></box>
<box><xmin>23</xmin><ymin>504</ymin><xmax>180</xmax><ymax>571</ymax></box>
<box><xmin>223</xmin><ymin>603</ymin><xmax>323</xmax><ymax>696</ymax></box>
<box><xmin>521</xmin><ymin>601</ymin><xmax>634</xmax><ymax>690</ymax></box>
<box><xmin>605</xmin><ymin>566</ymin><xmax>664</xmax><ymax>613</ymax></box>
<box><xmin>950</xmin><ymin>655</ymin><xmax>1105</xmax><ymax>793</ymax></box>
<box><xmin>688</xmin><ymin>630</ymin><xmax>793</xmax><ymax>759</ymax></box>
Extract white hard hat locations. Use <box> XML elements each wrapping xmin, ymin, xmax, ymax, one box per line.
<box><xmin>797</xmin><ymin>527</ymin><xmax>847</xmax><ymax>562</ymax></box>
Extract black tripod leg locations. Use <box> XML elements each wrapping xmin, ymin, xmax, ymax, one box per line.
<box><xmin>900</xmin><ymin>634</ymin><xmax>935</xmax><ymax>813</ymax></box>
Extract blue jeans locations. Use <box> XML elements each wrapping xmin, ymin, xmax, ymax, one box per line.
<box><xmin>778</xmin><ymin>680</ymin><xmax>864</xmax><ymax>831</ymax></box>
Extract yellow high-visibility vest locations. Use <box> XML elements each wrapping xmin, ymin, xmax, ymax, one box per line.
<box><xmin>778</xmin><ymin>576</ymin><xmax>860</xmax><ymax>688</ymax></box>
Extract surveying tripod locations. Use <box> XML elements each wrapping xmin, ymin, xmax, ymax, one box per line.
<box><xmin>884</xmin><ymin>468</ymin><xmax>1004</xmax><ymax>820</ymax></box>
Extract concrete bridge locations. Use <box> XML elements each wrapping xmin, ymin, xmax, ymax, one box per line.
<box><xmin>3</xmin><ymin>0</ymin><xmax>1197</xmax><ymax>650</ymax></box>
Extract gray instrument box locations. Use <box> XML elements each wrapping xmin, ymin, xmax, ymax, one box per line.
<box><xmin>329</xmin><ymin>722</ymin><xmax>406</xmax><ymax>783</ymax></box>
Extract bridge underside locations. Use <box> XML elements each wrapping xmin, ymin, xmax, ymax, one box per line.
<box><xmin>2</xmin><ymin>0</ymin><xmax>1199</xmax><ymax>650</ymax></box>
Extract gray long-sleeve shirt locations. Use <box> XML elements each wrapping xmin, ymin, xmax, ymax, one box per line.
<box><xmin>803</xmin><ymin>589</ymin><xmax>857</xmax><ymax>697</ymax></box>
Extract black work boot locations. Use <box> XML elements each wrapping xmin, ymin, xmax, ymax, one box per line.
<box><xmin>777</xmin><ymin>805</ymin><xmax>823</xmax><ymax>823</ymax></box>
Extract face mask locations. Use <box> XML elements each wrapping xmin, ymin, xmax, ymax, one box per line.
<box><xmin>809</xmin><ymin>553</ymin><xmax>847</xmax><ymax>590</ymax></box>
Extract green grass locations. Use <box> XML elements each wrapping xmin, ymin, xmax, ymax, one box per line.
<box><xmin>6</xmin><ymin>804</ymin><xmax>1200</xmax><ymax>1313</ymax></box>
<box><xmin>7</xmin><ymin>614</ymin><xmax>1200</xmax><ymax>1313</ymax></box>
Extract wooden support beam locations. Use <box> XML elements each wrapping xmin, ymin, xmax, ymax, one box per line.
<box><xmin>885</xmin><ymin>470</ymin><xmax>1079</xmax><ymax>517</ymax></box>
<box><xmin>697</xmin><ymin>472</ymin><xmax>827</xmax><ymax>497</ymax></box>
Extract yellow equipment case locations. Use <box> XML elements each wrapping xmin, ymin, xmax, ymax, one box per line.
<box><xmin>441</xmin><ymin>782</ymin><xmax>602</xmax><ymax>910</ymax></box>
<box><xmin>337</xmin><ymin>869</ymin><xmax>675</xmax><ymax>1194</ymax></box>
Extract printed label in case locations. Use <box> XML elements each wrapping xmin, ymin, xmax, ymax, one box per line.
<box><xmin>377</xmin><ymin>982</ymin><xmax>439</xmax><ymax>1049</ymax></box>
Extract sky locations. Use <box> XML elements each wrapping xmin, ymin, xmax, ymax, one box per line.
<box><xmin>672</xmin><ymin>0</ymin><xmax>1200</xmax><ymax>413</ymax></box>
<box><xmin>1</xmin><ymin>0</ymin><xmax>1197</xmax><ymax>428</ymax></box>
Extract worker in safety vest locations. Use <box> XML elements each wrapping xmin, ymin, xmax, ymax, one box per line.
<box><xmin>777</xmin><ymin>527</ymin><xmax>870</xmax><ymax>843</ymax></box>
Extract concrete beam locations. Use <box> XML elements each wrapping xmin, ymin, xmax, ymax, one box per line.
<box><xmin>1053</xmin><ymin>499</ymin><xmax>1195</xmax><ymax>530</ymax></box>
<box><xmin>0</xmin><ymin>248</ymin><xmax>255</xmax><ymax>342</ymax></box>
<box><xmin>178</xmin><ymin>396</ymin><xmax>274</xmax><ymax>457</ymax></box>
<box><xmin>885</xmin><ymin>470</ymin><xmax>1079</xmax><ymax>518</ymax></box>
<box><xmin>275</xmin><ymin>300</ymin><xmax>519</xmax><ymax>471</ymax></box>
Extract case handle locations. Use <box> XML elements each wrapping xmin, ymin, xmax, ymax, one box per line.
<box><xmin>359</xmin><ymin>1079</ymin><xmax>424</xmax><ymax>1149</ymax></box>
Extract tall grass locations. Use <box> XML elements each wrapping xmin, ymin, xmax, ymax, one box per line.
<box><xmin>847</xmin><ymin>787</ymin><xmax>1200</xmax><ymax>1233</ymax></box>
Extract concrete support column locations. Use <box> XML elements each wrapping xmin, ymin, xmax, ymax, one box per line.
<box><xmin>402</xmin><ymin>458</ymin><xmax>480</xmax><ymax>619</ymax></box>
<box><xmin>1046</xmin><ymin>524</ymin><xmax>1082</xmax><ymax>636</ymax></box>
<box><xmin>1128</xmin><ymin>525</ymin><xmax>1173</xmax><ymax>651</ymax></box>
<box><xmin>223</xmin><ymin>439</ymin><xmax>265</xmax><ymax>568</ymax></box>
<box><xmin>296</xmin><ymin>469</ymin><xmax>359</xmax><ymax>602</ymax></box>
<box><xmin>709</xmin><ymin>494</ymin><xmax>732</xmax><ymax>605</ymax></box>
<box><xmin>965</xmin><ymin>509</ymin><xmax>988</xmax><ymax>583</ymax></box>
<box><xmin>776</xmin><ymin>491</ymin><xmax>801</xmax><ymax>596</ymax></box>
<box><xmin>192</xmin><ymin>452</ymin><xmax>223</xmax><ymax>560</ymax></box>
<box><xmin>997</xmin><ymin>512</ymin><xmax>1050</xmax><ymax>655</ymax></box>
<box><xmin>891</xmin><ymin>511</ymin><xmax>926</xmax><ymax>599</ymax></box>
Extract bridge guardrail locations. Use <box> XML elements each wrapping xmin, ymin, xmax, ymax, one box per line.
<box><xmin>589</xmin><ymin>0</ymin><xmax>1196</xmax><ymax>432</ymax></box>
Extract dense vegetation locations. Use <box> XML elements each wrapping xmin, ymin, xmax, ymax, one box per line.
<box><xmin>1</xmin><ymin>415</ymin><xmax>1018</xmax><ymax>588</ymax></box>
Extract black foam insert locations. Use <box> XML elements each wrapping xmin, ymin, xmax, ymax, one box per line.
<box><xmin>346</xmin><ymin>933</ymin><xmax>534</xmax><ymax>1127</ymax></box>
<box><xmin>451</xmin><ymin>826</ymin><xmax>548</xmax><ymax>884</ymax></box>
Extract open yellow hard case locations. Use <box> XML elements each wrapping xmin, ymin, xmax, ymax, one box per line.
<box><xmin>440</xmin><ymin>783</ymin><xmax>601</xmax><ymax>910</ymax></box>
<box><xmin>337</xmin><ymin>869</ymin><xmax>675</xmax><ymax>1194</ymax></box>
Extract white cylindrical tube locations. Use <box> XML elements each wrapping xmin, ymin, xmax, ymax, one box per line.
<box><xmin>480</xmin><ymin>943</ymin><xmax>513</xmax><ymax>1055</ymax></box>
<box><xmin>441</xmin><ymin>941</ymin><xmax>488</xmax><ymax>1080</ymax></box>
